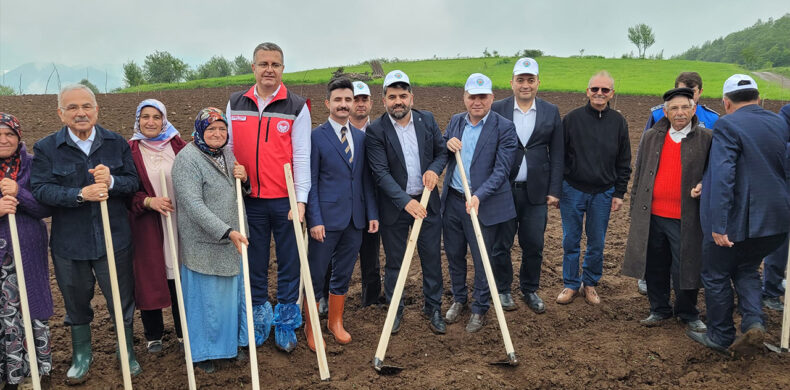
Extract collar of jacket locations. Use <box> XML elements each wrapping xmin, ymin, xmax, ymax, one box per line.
<box><xmin>584</xmin><ymin>101</ymin><xmax>611</xmax><ymax>118</ymax></box>
<box><xmin>652</xmin><ymin>116</ymin><xmax>700</xmax><ymax>137</ymax></box>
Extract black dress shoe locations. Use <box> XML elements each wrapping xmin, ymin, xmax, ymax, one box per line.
<box><xmin>683</xmin><ymin>319</ymin><xmax>707</xmax><ymax>333</ymax></box>
<box><xmin>522</xmin><ymin>292</ymin><xmax>546</xmax><ymax>314</ymax></box>
<box><xmin>391</xmin><ymin>308</ymin><xmax>404</xmax><ymax>334</ymax></box>
<box><xmin>640</xmin><ymin>312</ymin><xmax>671</xmax><ymax>327</ymax></box>
<box><xmin>762</xmin><ymin>296</ymin><xmax>784</xmax><ymax>311</ymax></box>
<box><xmin>466</xmin><ymin>313</ymin><xmax>486</xmax><ymax>333</ymax></box>
<box><xmin>729</xmin><ymin>323</ymin><xmax>765</xmax><ymax>356</ymax></box>
<box><xmin>499</xmin><ymin>293</ymin><xmax>517</xmax><ymax>311</ymax></box>
<box><xmin>445</xmin><ymin>302</ymin><xmax>467</xmax><ymax>324</ymax></box>
<box><xmin>686</xmin><ymin>329</ymin><xmax>730</xmax><ymax>356</ymax></box>
<box><xmin>428</xmin><ymin>310</ymin><xmax>446</xmax><ymax>334</ymax></box>
<box><xmin>637</xmin><ymin>279</ymin><xmax>648</xmax><ymax>295</ymax></box>
<box><xmin>318</xmin><ymin>297</ymin><xmax>329</xmax><ymax>318</ymax></box>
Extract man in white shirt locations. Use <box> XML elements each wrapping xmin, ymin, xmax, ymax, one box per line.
<box><xmin>365</xmin><ymin>71</ymin><xmax>448</xmax><ymax>334</ymax></box>
<box><xmin>490</xmin><ymin>58</ymin><xmax>564</xmax><ymax>314</ymax></box>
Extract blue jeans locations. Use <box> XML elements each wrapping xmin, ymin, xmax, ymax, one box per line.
<box><xmin>559</xmin><ymin>181</ymin><xmax>613</xmax><ymax>290</ymax></box>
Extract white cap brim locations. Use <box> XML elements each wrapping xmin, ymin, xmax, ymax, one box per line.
<box><xmin>466</xmin><ymin>88</ymin><xmax>492</xmax><ymax>95</ymax></box>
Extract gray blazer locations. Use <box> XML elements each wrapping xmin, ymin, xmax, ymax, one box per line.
<box><xmin>172</xmin><ymin>142</ymin><xmax>248</xmax><ymax>277</ymax></box>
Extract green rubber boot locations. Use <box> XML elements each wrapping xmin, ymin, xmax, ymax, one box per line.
<box><xmin>116</xmin><ymin>326</ymin><xmax>142</xmax><ymax>377</ymax></box>
<box><xmin>66</xmin><ymin>325</ymin><xmax>93</xmax><ymax>384</ymax></box>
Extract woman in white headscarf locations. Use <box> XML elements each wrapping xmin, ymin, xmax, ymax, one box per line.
<box><xmin>127</xmin><ymin>99</ymin><xmax>186</xmax><ymax>354</ymax></box>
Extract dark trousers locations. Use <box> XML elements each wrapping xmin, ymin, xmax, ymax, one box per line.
<box><xmin>493</xmin><ymin>184</ymin><xmax>548</xmax><ymax>295</ymax></box>
<box><xmin>762</xmin><ymin>233</ymin><xmax>788</xmax><ymax>298</ymax></box>
<box><xmin>702</xmin><ymin>233</ymin><xmax>785</xmax><ymax>346</ymax></box>
<box><xmin>53</xmin><ymin>245</ymin><xmax>136</xmax><ymax>328</ymax></box>
<box><xmin>308</xmin><ymin>222</ymin><xmax>363</xmax><ymax>299</ymax></box>
<box><xmin>322</xmin><ymin>230</ymin><xmax>381</xmax><ymax>306</ymax></box>
<box><xmin>645</xmin><ymin>215</ymin><xmax>699</xmax><ymax>321</ymax></box>
<box><xmin>381</xmin><ymin>199</ymin><xmax>443</xmax><ymax>315</ymax></box>
<box><xmin>359</xmin><ymin>230</ymin><xmax>382</xmax><ymax>306</ymax></box>
<box><xmin>443</xmin><ymin>190</ymin><xmax>501</xmax><ymax>315</ymax></box>
<box><xmin>245</xmin><ymin>197</ymin><xmax>300</xmax><ymax>305</ymax></box>
<box><xmin>140</xmin><ymin>279</ymin><xmax>183</xmax><ymax>341</ymax></box>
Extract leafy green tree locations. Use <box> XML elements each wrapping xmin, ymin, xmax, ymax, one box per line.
<box><xmin>144</xmin><ymin>51</ymin><xmax>189</xmax><ymax>83</ymax></box>
<box><xmin>123</xmin><ymin>61</ymin><xmax>145</xmax><ymax>87</ymax></box>
<box><xmin>628</xmin><ymin>24</ymin><xmax>656</xmax><ymax>59</ymax></box>
<box><xmin>675</xmin><ymin>14</ymin><xmax>790</xmax><ymax>67</ymax></box>
<box><xmin>233</xmin><ymin>55</ymin><xmax>252</xmax><ymax>75</ymax></box>
<box><xmin>193</xmin><ymin>56</ymin><xmax>233</xmax><ymax>79</ymax></box>
<box><xmin>79</xmin><ymin>79</ymin><xmax>100</xmax><ymax>94</ymax></box>
<box><xmin>0</xmin><ymin>85</ymin><xmax>14</xmax><ymax>96</ymax></box>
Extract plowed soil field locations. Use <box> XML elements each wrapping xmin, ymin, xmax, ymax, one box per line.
<box><xmin>1</xmin><ymin>85</ymin><xmax>788</xmax><ymax>389</ymax></box>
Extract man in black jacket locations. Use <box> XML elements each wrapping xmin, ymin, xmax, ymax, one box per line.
<box><xmin>365</xmin><ymin>70</ymin><xmax>447</xmax><ymax>335</ymax></box>
<box><xmin>557</xmin><ymin>71</ymin><xmax>631</xmax><ymax>305</ymax></box>
<box><xmin>490</xmin><ymin>58</ymin><xmax>563</xmax><ymax>314</ymax></box>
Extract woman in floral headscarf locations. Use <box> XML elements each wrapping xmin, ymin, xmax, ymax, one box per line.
<box><xmin>127</xmin><ymin>99</ymin><xmax>186</xmax><ymax>354</ymax></box>
<box><xmin>0</xmin><ymin>113</ymin><xmax>52</xmax><ymax>389</ymax></box>
<box><xmin>172</xmin><ymin>107</ymin><xmax>249</xmax><ymax>373</ymax></box>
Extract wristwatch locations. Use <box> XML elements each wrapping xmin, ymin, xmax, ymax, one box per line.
<box><xmin>76</xmin><ymin>189</ymin><xmax>84</xmax><ymax>204</ymax></box>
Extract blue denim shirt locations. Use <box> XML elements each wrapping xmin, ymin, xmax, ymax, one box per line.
<box><xmin>31</xmin><ymin>125</ymin><xmax>138</xmax><ymax>260</ymax></box>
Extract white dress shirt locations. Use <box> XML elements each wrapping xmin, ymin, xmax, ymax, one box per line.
<box><xmin>512</xmin><ymin>100</ymin><xmax>537</xmax><ymax>182</ymax></box>
<box><xmin>328</xmin><ymin>117</ymin><xmax>354</xmax><ymax>156</ymax></box>
<box><xmin>389</xmin><ymin>113</ymin><xmax>423</xmax><ymax>195</ymax></box>
<box><xmin>669</xmin><ymin>122</ymin><xmax>692</xmax><ymax>143</ymax></box>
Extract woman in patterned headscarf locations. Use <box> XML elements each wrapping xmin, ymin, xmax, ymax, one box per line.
<box><xmin>127</xmin><ymin>99</ymin><xmax>186</xmax><ymax>354</ymax></box>
<box><xmin>0</xmin><ymin>113</ymin><xmax>53</xmax><ymax>389</ymax></box>
<box><xmin>172</xmin><ymin>107</ymin><xmax>249</xmax><ymax>373</ymax></box>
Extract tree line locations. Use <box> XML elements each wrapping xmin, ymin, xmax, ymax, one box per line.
<box><xmin>675</xmin><ymin>14</ymin><xmax>790</xmax><ymax>70</ymax></box>
<box><xmin>123</xmin><ymin>52</ymin><xmax>253</xmax><ymax>87</ymax></box>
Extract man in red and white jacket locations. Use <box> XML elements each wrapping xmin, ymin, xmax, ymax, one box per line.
<box><xmin>622</xmin><ymin>87</ymin><xmax>711</xmax><ymax>334</ymax></box>
<box><xmin>226</xmin><ymin>42</ymin><xmax>311</xmax><ymax>353</ymax></box>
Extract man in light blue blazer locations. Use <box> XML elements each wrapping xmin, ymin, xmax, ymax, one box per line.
<box><xmin>689</xmin><ymin>74</ymin><xmax>790</xmax><ymax>356</ymax></box>
<box><xmin>305</xmin><ymin>78</ymin><xmax>378</xmax><ymax>351</ymax></box>
<box><xmin>442</xmin><ymin>73</ymin><xmax>518</xmax><ymax>333</ymax></box>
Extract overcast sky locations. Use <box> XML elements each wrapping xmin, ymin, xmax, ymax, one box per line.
<box><xmin>1</xmin><ymin>0</ymin><xmax>787</xmax><ymax>73</ymax></box>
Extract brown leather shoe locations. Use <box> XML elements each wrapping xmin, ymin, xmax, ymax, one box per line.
<box><xmin>582</xmin><ymin>285</ymin><xmax>600</xmax><ymax>305</ymax></box>
<box><xmin>556</xmin><ymin>288</ymin><xmax>578</xmax><ymax>304</ymax></box>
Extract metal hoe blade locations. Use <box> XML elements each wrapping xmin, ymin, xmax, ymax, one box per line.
<box><xmin>489</xmin><ymin>352</ymin><xmax>519</xmax><ymax>367</ymax></box>
<box><xmin>373</xmin><ymin>357</ymin><xmax>403</xmax><ymax>375</ymax></box>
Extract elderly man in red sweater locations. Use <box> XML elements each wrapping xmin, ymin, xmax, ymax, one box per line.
<box><xmin>621</xmin><ymin>88</ymin><xmax>712</xmax><ymax>333</ymax></box>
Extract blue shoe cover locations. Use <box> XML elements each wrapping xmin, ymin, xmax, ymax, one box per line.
<box><xmin>239</xmin><ymin>301</ymin><xmax>273</xmax><ymax>347</ymax></box>
<box><xmin>273</xmin><ymin>303</ymin><xmax>302</xmax><ymax>352</ymax></box>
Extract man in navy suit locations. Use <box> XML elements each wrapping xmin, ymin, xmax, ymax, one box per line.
<box><xmin>761</xmin><ymin>103</ymin><xmax>790</xmax><ymax>312</ymax></box>
<box><xmin>688</xmin><ymin>75</ymin><xmax>790</xmax><ymax>356</ymax></box>
<box><xmin>305</xmin><ymin>77</ymin><xmax>378</xmax><ymax>351</ymax></box>
<box><xmin>442</xmin><ymin>73</ymin><xmax>518</xmax><ymax>333</ymax></box>
<box><xmin>491</xmin><ymin>57</ymin><xmax>563</xmax><ymax>314</ymax></box>
<box><xmin>365</xmin><ymin>70</ymin><xmax>448</xmax><ymax>335</ymax></box>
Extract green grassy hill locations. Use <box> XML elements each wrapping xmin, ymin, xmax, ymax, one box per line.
<box><xmin>120</xmin><ymin>56</ymin><xmax>790</xmax><ymax>100</ymax></box>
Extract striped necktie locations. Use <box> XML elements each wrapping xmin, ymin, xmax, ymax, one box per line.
<box><xmin>341</xmin><ymin>126</ymin><xmax>353</xmax><ymax>163</ymax></box>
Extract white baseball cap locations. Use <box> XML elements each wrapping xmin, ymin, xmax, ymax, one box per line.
<box><xmin>383</xmin><ymin>70</ymin><xmax>410</xmax><ymax>88</ymax></box>
<box><xmin>352</xmin><ymin>81</ymin><xmax>370</xmax><ymax>96</ymax></box>
<box><xmin>723</xmin><ymin>74</ymin><xmax>758</xmax><ymax>95</ymax></box>
<box><xmin>465</xmin><ymin>73</ymin><xmax>493</xmax><ymax>95</ymax></box>
<box><xmin>513</xmin><ymin>57</ymin><xmax>539</xmax><ymax>76</ymax></box>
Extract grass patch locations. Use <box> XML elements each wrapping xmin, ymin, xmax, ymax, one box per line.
<box><xmin>119</xmin><ymin>56</ymin><xmax>790</xmax><ymax>100</ymax></box>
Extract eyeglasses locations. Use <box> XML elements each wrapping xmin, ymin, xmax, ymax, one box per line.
<box><xmin>589</xmin><ymin>87</ymin><xmax>612</xmax><ymax>94</ymax></box>
<box><xmin>61</xmin><ymin>104</ymin><xmax>96</xmax><ymax>113</ymax></box>
<box><xmin>255</xmin><ymin>62</ymin><xmax>283</xmax><ymax>70</ymax></box>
